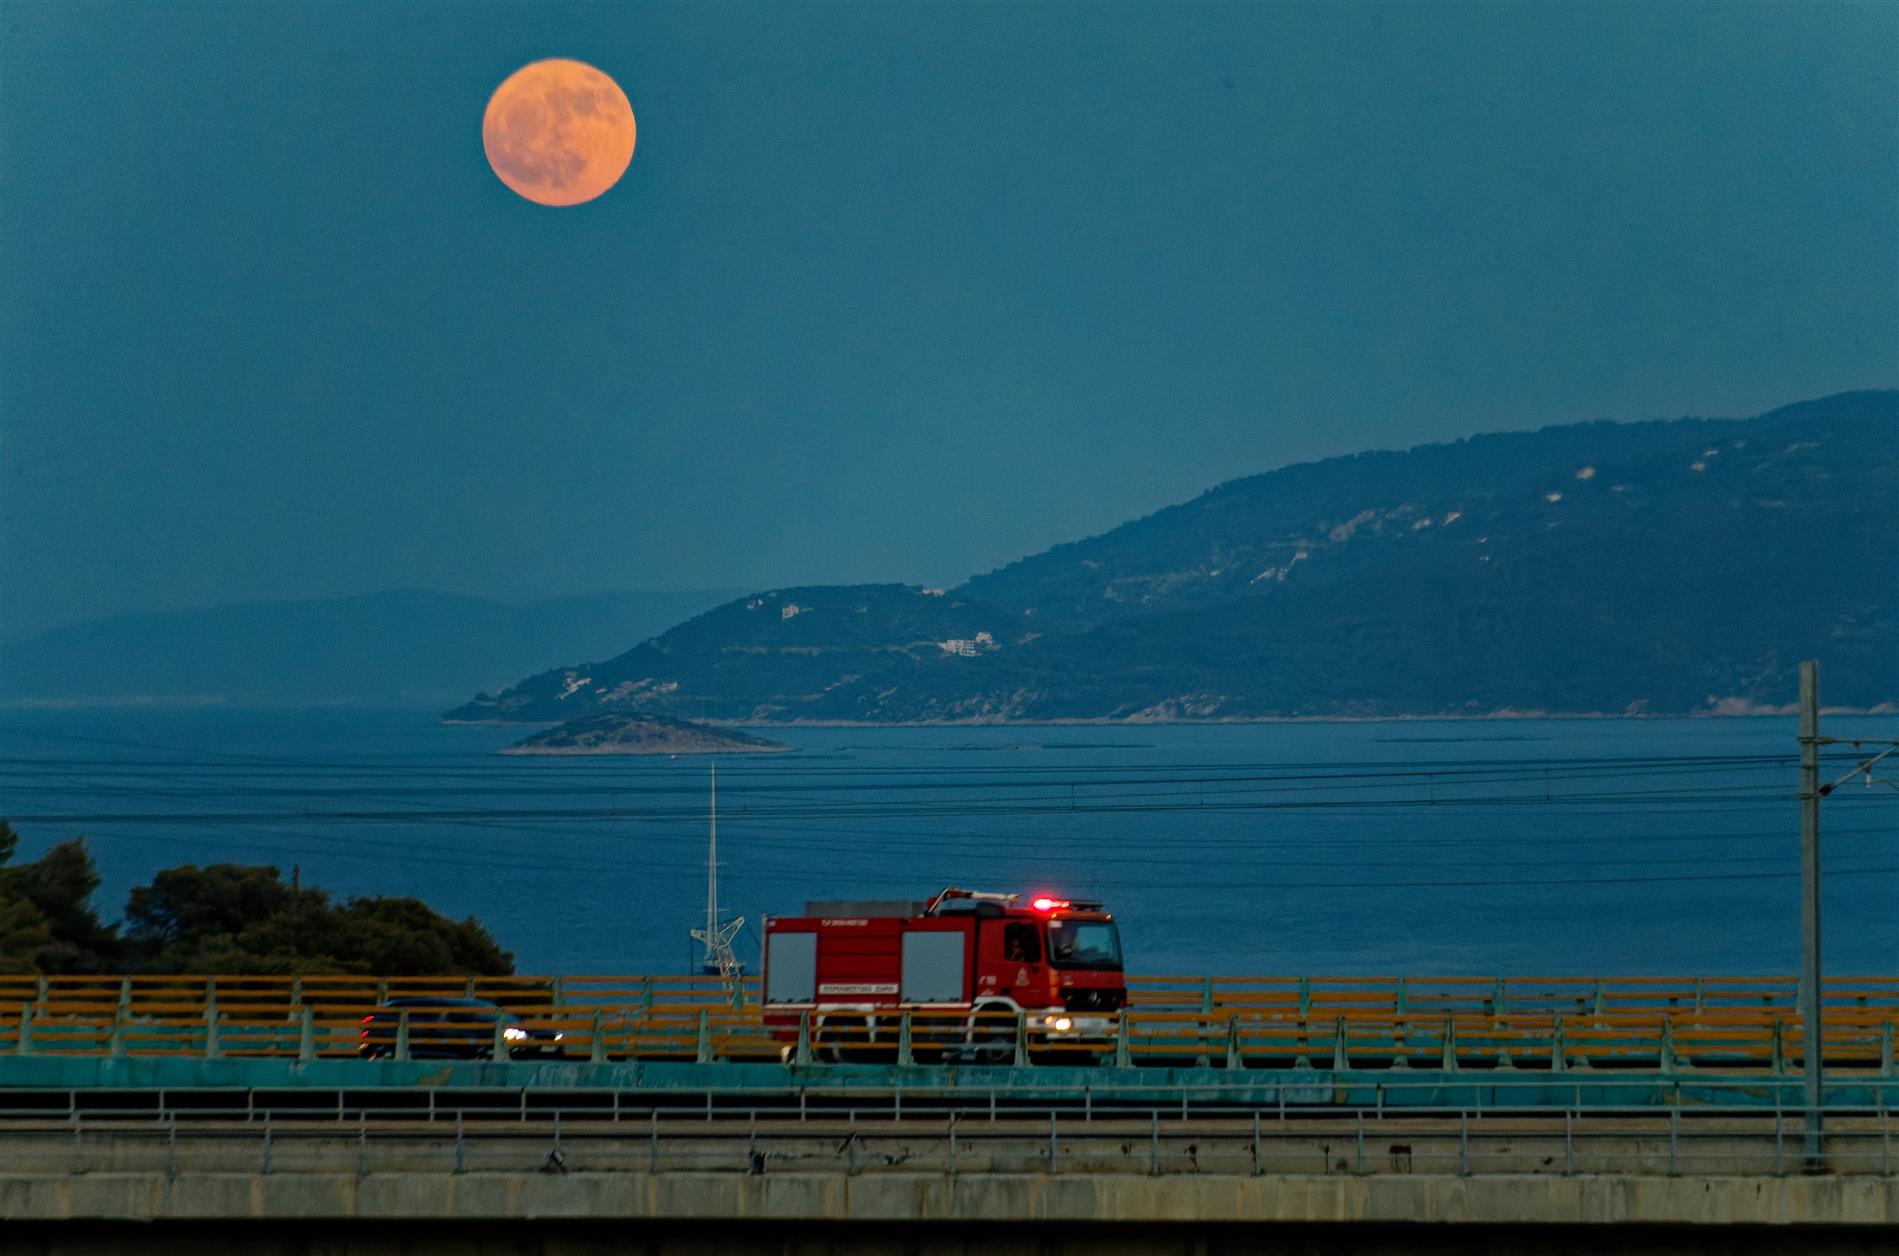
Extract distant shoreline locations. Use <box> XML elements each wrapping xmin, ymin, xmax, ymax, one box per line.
<box><xmin>442</xmin><ymin>705</ymin><xmax>1895</xmax><ymax>730</ymax></box>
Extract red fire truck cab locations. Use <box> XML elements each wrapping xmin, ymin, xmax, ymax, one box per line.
<box><xmin>762</xmin><ymin>888</ymin><xmax>1125</xmax><ymax>1060</ymax></box>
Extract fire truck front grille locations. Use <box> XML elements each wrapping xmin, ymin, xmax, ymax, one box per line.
<box><xmin>1062</xmin><ymin>988</ymin><xmax>1125</xmax><ymax>1013</ymax></box>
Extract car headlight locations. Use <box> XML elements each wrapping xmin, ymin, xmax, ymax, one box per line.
<box><xmin>503</xmin><ymin>1025</ymin><xmax>530</xmax><ymax>1041</ymax></box>
<box><xmin>1041</xmin><ymin>1014</ymin><xmax>1074</xmax><ymax>1033</ymax></box>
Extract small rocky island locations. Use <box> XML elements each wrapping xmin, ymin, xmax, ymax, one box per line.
<box><xmin>500</xmin><ymin>712</ymin><xmax>791</xmax><ymax>756</ymax></box>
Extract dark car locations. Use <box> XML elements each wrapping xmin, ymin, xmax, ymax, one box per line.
<box><xmin>358</xmin><ymin>997</ymin><xmax>564</xmax><ymax>1060</ymax></box>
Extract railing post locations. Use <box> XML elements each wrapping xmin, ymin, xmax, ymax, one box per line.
<box><xmin>897</xmin><ymin>1011</ymin><xmax>914</xmax><ymax>1068</ymax></box>
<box><xmin>640</xmin><ymin>978</ymin><xmax>655</xmax><ymax>1014</ymax></box>
<box><xmin>1440</xmin><ymin>1017</ymin><xmax>1456</xmax><ymax>1072</ymax></box>
<box><xmin>297</xmin><ymin>1004</ymin><xmax>315</xmax><ymax>1062</ymax></box>
<box><xmin>1550</xmin><ymin>1016</ymin><xmax>1565</xmax><ymax>1073</ymax></box>
<box><xmin>1113</xmin><ymin>1012</ymin><xmax>1132</xmax><ymax>1070</ymax></box>
<box><xmin>695</xmin><ymin>1009</ymin><xmax>711</xmax><ymax>1064</ymax></box>
<box><xmin>1395</xmin><ymin>977</ymin><xmax>1408</xmax><ymax>1015</ymax></box>
<box><xmin>794</xmin><ymin>1010</ymin><xmax>812</xmax><ymax>1067</ymax></box>
<box><xmin>289</xmin><ymin>975</ymin><xmax>302</xmax><ymax>1008</ymax></box>
<box><xmin>203</xmin><ymin>1006</ymin><xmax>220</xmax><ymax>1059</ymax></box>
<box><xmin>1591</xmin><ymin>979</ymin><xmax>1604</xmax><ymax>1017</ymax></box>
<box><xmin>374</xmin><ymin>977</ymin><xmax>388</xmax><ymax>1006</ymax></box>
<box><xmin>1297</xmin><ymin>977</ymin><xmax>1311</xmax><ymax>1020</ymax></box>
<box><xmin>490</xmin><ymin>1013</ymin><xmax>508</xmax><ymax>1061</ymax></box>
<box><xmin>15</xmin><ymin>1005</ymin><xmax>33</xmax><ymax>1057</ymax></box>
<box><xmin>395</xmin><ymin>1009</ymin><xmax>411</xmax><ymax>1062</ymax></box>
<box><xmin>590</xmin><ymin>1009</ymin><xmax>606</xmax><ymax>1063</ymax></box>
<box><xmin>1224</xmin><ymin>1016</ymin><xmax>1242</xmax><ymax>1071</ymax></box>
<box><xmin>108</xmin><ymin>1003</ymin><xmax>125</xmax><ymax>1058</ymax></box>
<box><xmin>1200</xmin><ymin>977</ymin><xmax>1214</xmax><ymax>1014</ymax></box>
<box><xmin>1490</xmin><ymin>977</ymin><xmax>1506</xmax><ymax>1016</ymax></box>
<box><xmin>1012</xmin><ymin>1011</ymin><xmax>1030</xmax><ymax>1068</ymax></box>
<box><xmin>1659</xmin><ymin>1018</ymin><xmax>1677</xmax><ymax>1073</ymax></box>
<box><xmin>1772</xmin><ymin>1018</ymin><xmax>1786</xmax><ymax>1074</ymax></box>
<box><xmin>551</xmin><ymin>977</ymin><xmax>565</xmax><ymax>1008</ymax></box>
<box><xmin>1330</xmin><ymin>1017</ymin><xmax>1348</xmax><ymax>1072</ymax></box>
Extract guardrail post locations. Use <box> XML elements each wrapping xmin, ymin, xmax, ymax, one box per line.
<box><xmin>203</xmin><ymin>1006</ymin><xmax>220</xmax><ymax>1059</ymax></box>
<box><xmin>1224</xmin><ymin>1016</ymin><xmax>1243</xmax><ymax>1071</ymax></box>
<box><xmin>1440</xmin><ymin>1017</ymin><xmax>1456</xmax><ymax>1072</ymax></box>
<box><xmin>794</xmin><ymin>1011</ymin><xmax>812</xmax><ymax>1067</ymax></box>
<box><xmin>1200</xmin><ymin>977</ymin><xmax>1214</xmax><ymax>1013</ymax></box>
<box><xmin>695</xmin><ymin>1009</ymin><xmax>711</xmax><ymax>1064</ymax></box>
<box><xmin>1012</xmin><ymin>1011</ymin><xmax>1030</xmax><ymax>1068</ymax></box>
<box><xmin>1591</xmin><ymin>980</ymin><xmax>1604</xmax><ymax>1017</ymax></box>
<box><xmin>1771</xmin><ymin>1018</ymin><xmax>1786</xmax><ymax>1074</ymax></box>
<box><xmin>897</xmin><ymin>1012</ymin><xmax>914</xmax><ymax>1068</ymax></box>
<box><xmin>395</xmin><ymin>1009</ymin><xmax>411</xmax><ymax>1062</ymax></box>
<box><xmin>640</xmin><ymin>978</ymin><xmax>655</xmax><ymax>1014</ymax></box>
<box><xmin>590</xmin><ymin>1009</ymin><xmax>606</xmax><ymax>1063</ymax></box>
<box><xmin>289</xmin><ymin>976</ymin><xmax>301</xmax><ymax>1008</ymax></box>
<box><xmin>297</xmin><ymin>1005</ymin><xmax>315</xmax><ymax>1062</ymax></box>
<box><xmin>1491</xmin><ymin>977</ymin><xmax>1506</xmax><ymax>1016</ymax></box>
<box><xmin>108</xmin><ymin>1004</ymin><xmax>125</xmax><ymax>1058</ymax></box>
<box><xmin>1114</xmin><ymin>1012</ymin><xmax>1131</xmax><ymax>1069</ymax></box>
<box><xmin>15</xmin><ymin>1005</ymin><xmax>33</xmax><ymax>1057</ymax></box>
<box><xmin>1693</xmin><ymin>978</ymin><xmax>1704</xmax><ymax>1014</ymax></box>
<box><xmin>1659</xmin><ymin>1017</ymin><xmax>1677</xmax><ymax>1073</ymax></box>
<box><xmin>1550</xmin><ymin>1016</ymin><xmax>1565</xmax><ymax>1073</ymax></box>
<box><xmin>1297</xmin><ymin>977</ymin><xmax>1310</xmax><ymax>1020</ymax></box>
<box><xmin>374</xmin><ymin>977</ymin><xmax>388</xmax><ymax>1006</ymax></box>
<box><xmin>1330</xmin><ymin>1017</ymin><xmax>1348</xmax><ymax>1072</ymax></box>
<box><xmin>1395</xmin><ymin>977</ymin><xmax>1408</xmax><ymax>1015</ymax></box>
<box><xmin>551</xmin><ymin>977</ymin><xmax>565</xmax><ymax>1008</ymax></box>
<box><xmin>489</xmin><ymin>1013</ymin><xmax>508</xmax><ymax>1061</ymax></box>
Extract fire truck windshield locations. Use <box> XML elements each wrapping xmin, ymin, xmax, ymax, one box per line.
<box><xmin>1045</xmin><ymin>919</ymin><xmax>1122</xmax><ymax>970</ymax></box>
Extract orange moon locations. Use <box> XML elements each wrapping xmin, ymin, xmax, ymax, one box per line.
<box><xmin>483</xmin><ymin>59</ymin><xmax>636</xmax><ymax>207</ymax></box>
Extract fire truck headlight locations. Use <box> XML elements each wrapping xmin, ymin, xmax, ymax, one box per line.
<box><xmin>1042</xmin><ymin>1014</ymin><xmax>1074</xmax><ymax>1033</ymax></box>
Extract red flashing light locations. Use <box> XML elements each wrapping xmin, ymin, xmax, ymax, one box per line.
<box><xmin>1031</xmin><ymin>896</ymin><xmax>1069</xmax><ymax>912</ymax></box>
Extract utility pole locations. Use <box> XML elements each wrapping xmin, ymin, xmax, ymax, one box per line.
<box><xmin>1798</xmin><ymin>659</ymin><xmax>1823</xmax><ymax>1171</ymax></box>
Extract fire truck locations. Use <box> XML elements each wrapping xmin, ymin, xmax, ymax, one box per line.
<box><xmin>761</xmin><ymin>888</ymin><xmax>1125</xmax><ymax>1061</ymax></box>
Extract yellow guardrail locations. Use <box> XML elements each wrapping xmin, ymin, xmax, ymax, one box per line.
<box><xmin>0</xmin><ymin>974</ymin><xmax>1895</xmax><ymax>1070</ymax></box>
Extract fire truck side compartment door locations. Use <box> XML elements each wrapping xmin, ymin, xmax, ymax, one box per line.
<box><xmin>900</xmin><ymin>931</ymin><xmax>966</xmax><ymax>1003</ymax></box>
<box><xmin>765</xmin><ymin>932</ymin><xmax>817</xmax><ymax>1003</ymax></box>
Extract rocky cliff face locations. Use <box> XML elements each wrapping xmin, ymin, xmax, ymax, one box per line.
<box><xmin>447</xmin><ymin>392</ymin><xmax>1898</xmax><ymax>724</ymax></box>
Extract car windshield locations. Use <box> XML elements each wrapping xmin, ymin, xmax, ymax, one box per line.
<box><xmin>1045</xmin><ymin>920</ymin><xmax>1122</xmax><ymax>970</ymax></box>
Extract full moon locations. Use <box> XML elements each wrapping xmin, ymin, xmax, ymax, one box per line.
<box><xmin>483</xmin><ymin>59</ymin><xmax>636</xmax><ymax>207</ymax></box>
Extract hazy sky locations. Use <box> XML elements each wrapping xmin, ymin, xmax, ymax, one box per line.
<box><xmin>2</xmin><ymin>0</ymin><xmax>1893</xmax><ymax>635</ymax></box>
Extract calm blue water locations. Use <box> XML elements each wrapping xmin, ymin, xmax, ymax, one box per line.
<box><xmin>0</xmin><ymin>708</ymin><xmax>1892</xmax><ymax>977</ymax></box>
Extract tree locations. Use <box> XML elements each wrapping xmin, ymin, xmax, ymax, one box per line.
<box><xmin>0</xmin><ymin>827</ymin><xmax>117</xmax><ymax>974</ymax></box>
<box><xmin>123</xmin><ymin>863</ymin><xmax>513</xmax><ymax>976</ymax></box>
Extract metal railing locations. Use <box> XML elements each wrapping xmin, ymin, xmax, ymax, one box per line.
<box><xmin>2</xmin><ymin>1094</ymin><xmax>1893</xmax><ymax>1179</ymax></box>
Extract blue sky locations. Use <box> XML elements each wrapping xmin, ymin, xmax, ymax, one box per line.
<box><xmin>2</xmin><ymin>0</ymin><xmax>1893</xmax><ymax>634</ymax></box>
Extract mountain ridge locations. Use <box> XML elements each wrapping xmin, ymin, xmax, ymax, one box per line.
<box><xmin>446</xmin><ymin>391</ymin><xmax>1897</xmax><ymax>725</ymax></box>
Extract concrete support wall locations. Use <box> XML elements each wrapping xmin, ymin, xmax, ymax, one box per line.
<box><xmin>3</xmin><ymin>1170</ymin><xmax>1895</xmax><ymax>1226</ymax></box>
<box><xmin>4</xmin><ymin>1219</ymin><xmax>1899</xmax><ymax>1256</ymax></box>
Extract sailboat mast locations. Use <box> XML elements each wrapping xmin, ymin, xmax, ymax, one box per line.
<box><xmin>706</xmin><ymin>762</ymin><xmax>718</xmax><ymax>942</ymax></box>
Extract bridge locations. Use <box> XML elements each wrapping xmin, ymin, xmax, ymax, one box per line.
<box><xmin>3</xmin><ymin>973</ymin><xmax>1897</xmax><ymax>1251</ymax></box>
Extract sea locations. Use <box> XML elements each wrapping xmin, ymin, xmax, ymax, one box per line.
<box><xmin>0</xmin><ymin>708</ymin><xmax>1893</xmax><ymax>979</ymax></box>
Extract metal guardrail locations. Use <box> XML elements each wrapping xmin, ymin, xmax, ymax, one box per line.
<box><xmin>7</xmin><ymin>973</ymin><xmax>1899</xmax><ymax>1020</ymax></box>
<box><xmin>5</xmin><ymin>1003</ymin><xmax>1897</xmax><ymax>1073</ymax></box>
<box><xmin>2</xmin><ymin>1099</ymin><xmax>1894</xmax><ymax>1179</ymax></box>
